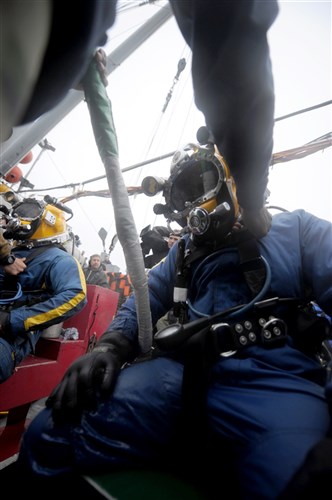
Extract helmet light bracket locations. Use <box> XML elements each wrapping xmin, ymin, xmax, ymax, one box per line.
<box><xmin>44</xmin><ymin>210</ymin><xmax>56</xmax><ymax>226</ymax></box>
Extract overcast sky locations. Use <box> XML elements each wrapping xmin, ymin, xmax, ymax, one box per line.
<box><xmin>13</xmin><ymin>1</ymin><xmax>332</xmax><ymax>271</ymax></box>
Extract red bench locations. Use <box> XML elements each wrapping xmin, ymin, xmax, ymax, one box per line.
<box><xmin>0</xmin><ymin>284</ymin><xmax>119</xmax><ymax>462</ymax></box>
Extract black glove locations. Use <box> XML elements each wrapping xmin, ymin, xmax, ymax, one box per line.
<box><xmin>279</xmin><ymin>438</ymin><xmax>332</xmax><ymax>499</ymax></box>
<box><xmin>0</xmin><ymin>311</ymin><xmax>11</xmax><ymax>336</ymax></box>
<box><xmin>46</xmin><ymin>330</ymin><xmax>136</xmax><ymax>421</ymax></box>
<box><xmin>240</xmin><ymin>206</ymin><xmax>272</xmax><ymax>239</ymax></box>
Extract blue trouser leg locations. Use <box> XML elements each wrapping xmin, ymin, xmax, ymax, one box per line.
<box><xmin>0</xmin><ymin>331</ymin><xmax>41</xmax><ymax>382</ymax></box>
<box><xmin>19</xmin><ymin>357</ymin><xmax>184</xmax><ymax>473</ymax></box>
<box><xmin>207</xmin><ymin>352</ymin><xmax>330</xmax><ymax>499</ymax></box>
<box><xmin>18</xmin><ymin>350</ymin><xmax>330</xmax><ymax>499</ymax></box>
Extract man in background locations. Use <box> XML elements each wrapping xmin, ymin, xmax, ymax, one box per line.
<box><xmin>167</xmin><ymin>231</ymin><xmax>181</xmax><ymax>250</ymax></box>
<box><xmin>84</xmin><ymin>254</ymin><xmax>110</xmax><ymax>288</ymax></box>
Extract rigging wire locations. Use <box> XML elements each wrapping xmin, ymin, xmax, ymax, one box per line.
<box><xmin>274</xmin><ymin>99</ymin><xmax>332</xmax><ymax>122</ymax></box>
<box><xmin>117</xmin><ymin>0</ymin><xmax>163</xmax><ymax>14</ymax></box>
<box><xmin>142</xmin><ymin>54</ymin><xmax>188</xmax><ymax>161</ymax></box>
<box><xmin>16</xmin><ymin>139</ymin><xmax>56</xmax><ymax>192</ymax></box>
<box><xmin>271</xmin><ymin>132</ymin><xmax>332</xmax><ymax>165</ymax></box>
<box><xmin>162</xmin><ymin>58</ymin><xmax>187</xmax><ymax>113</ymax></box>
<box><xmin>7</xmin><ymin>98</ymin><xmax>331</xmax><ymax>261</ymax></box>
<box><xmin>12</xmin><ymin>99</ymin><xmax>332</xmax><ymax>197</ymax></box>
<box><xmin>23</xmin><ymin>128</ymin><xmax>331</xmax><ymax>205</ymax></box>
<box><xmin>3</xmin><ymin>94</ymin><xmax>331</xmax><ymax>267</ymax></box>
<box><xmin>16</xmin><ymin>129</ymin><xmax>331</xmax><ymax>197</ymax></box>
<box><xmin>119</xmin><ymin>41</ymin><xmax>189</xmax><ymax>239</ymax></box>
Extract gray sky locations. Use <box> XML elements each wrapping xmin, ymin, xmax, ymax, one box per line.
<box><xmin>13</xmin><ymin>1</ymin><xmax>332</xmax><ymax>271</ymax></box>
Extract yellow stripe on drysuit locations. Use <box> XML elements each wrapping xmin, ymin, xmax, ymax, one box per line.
<box><xmin>24</xmin><ymin>258</ymin><xmax>87</xmax><ymax>331</ymax></box>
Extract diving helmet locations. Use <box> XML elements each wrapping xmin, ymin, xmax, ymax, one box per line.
<box><xmin>141</xmin><ymin>133</ymin><xmax>239</xmax><ymax>245</ymax></box>
<box><xmin>2</xmin><ymin>198</ymin><xmax>70</xmax><ymax>246</ymax></box>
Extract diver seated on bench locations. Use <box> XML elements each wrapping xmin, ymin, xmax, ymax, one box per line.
<box><xmin>0</xmin><ymin>197</ymin><xmax>86</xmax><ymax>383</ymax></box>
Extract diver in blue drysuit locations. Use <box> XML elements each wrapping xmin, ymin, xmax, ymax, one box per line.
<box><xmin>14</xmin><ymin>138</ymin><xmax>332</xmax><ymax>499</ymax></box>
<box><xmin>0</xmin><ymin>199</ymin><xmax>87</xmax><ymax>382</ymax></box>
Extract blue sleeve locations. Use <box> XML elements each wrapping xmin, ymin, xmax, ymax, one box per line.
<box><xmin>300</xmin><ymin>212</ymin><xmax>332</xmax><ymax>315</ymax></box>
<box><xmin>169</xmin><ymin>0</ymin><xmax>278</xmax><ymax>210</ymax></box>
<box><xmin>10</xmin><ymin>252</ymin><xmax>87</xmax><ymax>334</ymax></box>
<box><xmin>260</xmin><ymin>210</ymin><xmax>332</xmax><ymax>317</ymax></box>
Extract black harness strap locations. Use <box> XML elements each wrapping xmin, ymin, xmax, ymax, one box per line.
<box><xmin>237</xmin><ymin>237</ymin><xmax>266</xmax><ymax>296</ymax></box>
<box><xmin>15</xmin><ymin>243</ymin><xmax>66</xmax><ymax>264</ymax></box>
<box><xmin>172</xmin><ymin>229</ymin><xmax>266</xmax><ymax>322</ymax></box>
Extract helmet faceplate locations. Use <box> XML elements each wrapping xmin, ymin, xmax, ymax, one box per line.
<box><xmin>3</xmin><ymin>198</ymin><xmax>70</xmax><ymax>245</ymax></box>
<box><xmin>142</xmin><ymin>142</ymin><xmax>239</xmax><ymax>243</ymax></box>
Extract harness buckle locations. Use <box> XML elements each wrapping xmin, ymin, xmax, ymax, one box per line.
<box><xmin>260</xmin><ymin>317</ymin><xmax>288</xmax><ymax>347</ymax></box>
<box><xmin>316</xmin><ymin>339</ymin><xmax>332</xmax><ymax>367</ymax></box>
<box><xmin>211</xmin><ymin>316</ymin><xmax>288</xmax><ymax>356</ymax></box>
<box><xmin>210</xmin><ymin>323</ymin><xmax>237</xmax><ymax>357</ymax></box>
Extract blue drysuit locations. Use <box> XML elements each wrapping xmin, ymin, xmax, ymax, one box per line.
<box><xmin>0</xmin><ymin>246</ymin><xmax>87</xmax><ymax>382</ymax></box>
<box><xmin>18</xmin><ymin>210</ymin><xmax>332</xmax><ymax>499</ymax></box>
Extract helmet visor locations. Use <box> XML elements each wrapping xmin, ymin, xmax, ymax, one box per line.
<box><xmin>169</xmin><ymin>158</ymin><xmax>221</xmax><ymax>213</ymax></box>
<box><xmin>12</xmin><ymin>199</ymin><xmax>44</xmax><ymax>221</ymax></box>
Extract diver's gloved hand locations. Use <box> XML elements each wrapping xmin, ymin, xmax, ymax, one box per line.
<box><xmin>240</xmin><ymin>206</ymin><xmax>272</xmax><ymax>239</ymax></box>
<box><xmin>46</xmin><ymin>330</ymin><xmax>135</xmax><ymax>421</ymax></box>
<box><xmin>0</xmin><ymin>311</ymin><xmax>11</xmax><ymax>336</ymax></box>
<box><xmin>94</xmin><ymin>48</ymin><xmax>108</xmax><ymax>87</ymax></box>
<box><xmin>74</xmin><ymin>48</ymin><xmax>108</xmax><ymax>90</ymax></box>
